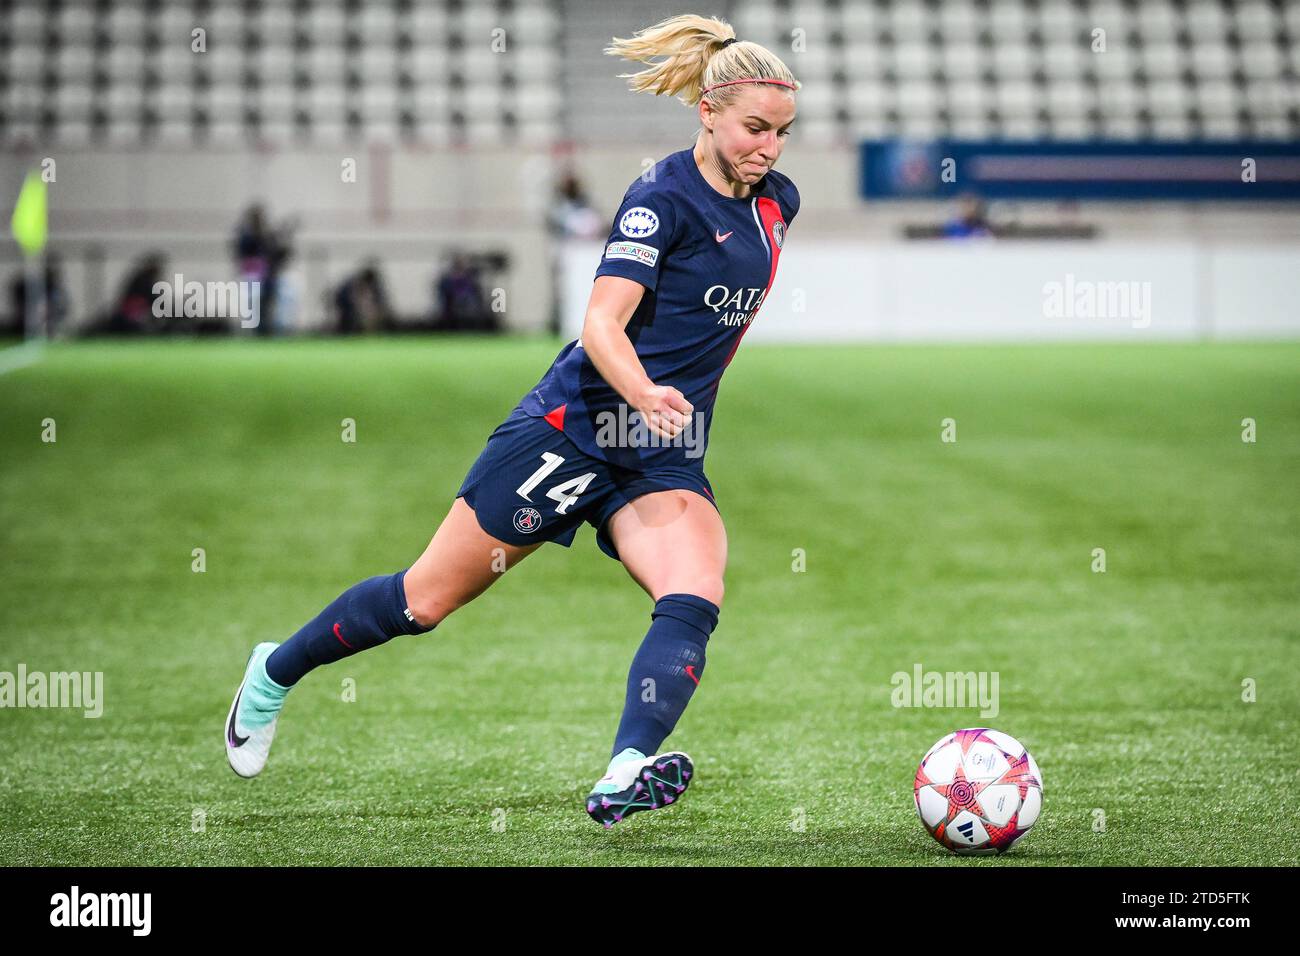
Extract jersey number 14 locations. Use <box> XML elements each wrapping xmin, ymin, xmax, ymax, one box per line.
<box><xmin>516</xmin><ymin>452</ymin><xmax>596</xmax><ymax>515</ymax></box>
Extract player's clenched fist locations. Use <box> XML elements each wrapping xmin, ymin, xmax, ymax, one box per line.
<box><xmin>634</xmin><ymin>383</ymin><xmax>694</xmax><ymax>440</ymax></box>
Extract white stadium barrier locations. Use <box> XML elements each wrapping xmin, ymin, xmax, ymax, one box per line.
<box><xmin>561</xmin><ymin>240</ymin><xmax>1300</xmax><ymax>342</ymax></box>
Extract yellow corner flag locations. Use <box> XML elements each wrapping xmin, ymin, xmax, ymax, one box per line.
<box><xmin>11</xmin><ymin>171</ymin><xmax>48</xmax><ymax>258</ymax></box>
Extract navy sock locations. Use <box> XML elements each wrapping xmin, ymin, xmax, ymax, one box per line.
<box><xmin>264</xmin><ymin>569</ymin><xmax>435</xmax><ymax>686</ymax></box>
<box><xmin>612</xmin><ymin>593</ymin><xmax>719</xmax><ymax>759</ymax></box>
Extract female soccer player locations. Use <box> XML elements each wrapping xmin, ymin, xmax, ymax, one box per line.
<box><xmin>225</xmin><ymin>14</ymin><xmax>800</xmax><ymax>829</ymax></box>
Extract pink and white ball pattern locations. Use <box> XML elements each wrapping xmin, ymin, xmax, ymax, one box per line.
<box><xmin>913</xmin><ymin>728</ymin><xmax>1044</xmax><ymax>855</ymax></box>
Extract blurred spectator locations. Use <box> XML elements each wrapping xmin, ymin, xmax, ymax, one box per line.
<box><xmin>434</xmin><ymin>254</ymin><xmax>499</xmax><ymax>332</ymax></box>
<box><xmin>942</xmin><ymin>194</ymin><xmax>993</xmax><ymax>239</ymax></box>
<box><xmin>233</xmin><ymin>204</ymin><xmax>298</xmax><ymax>334</ymax></box>
<box><xmin>6</xmin><ymin>254</ymin><xmax>68</xmax><ymax>337</ymax></box>
<box><xmin>545</xmin><ymin>172</ymin><xmax>603</xmax><ymax>333</ymax></box>
<box><xmin>334</xmin><ymin>262</ymin><xmax>393</xmax><ymax>334</ymax></box>
<box><xmin>103</xmin><ymin>252</ymin><xmax>168</xmax><ymax>335</ymax></box>
<box><xmin>235</xmin><ymin>204</ymin><xmax>272</xmax><ymax>273</ymax></box>
<box><xmin>547</xmin><ymin>172</ymin><xmax>604</xmax><ymax>240</ymax></box>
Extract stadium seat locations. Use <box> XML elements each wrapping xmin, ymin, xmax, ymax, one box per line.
<box><xmin>2</xmin><ymin>0</ymin><xmax>1295</xmax><ymax>147</ymax></box>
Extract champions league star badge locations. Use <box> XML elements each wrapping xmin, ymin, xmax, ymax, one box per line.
<box><xmin>513</xmin><ymin>507</ymin><xmax>542</xmax><ymax>533</ymax></box>
<box><xmin>619</xmin><ymin>206</ymin><xmax>659</xmax><ymax>239</ymax></box>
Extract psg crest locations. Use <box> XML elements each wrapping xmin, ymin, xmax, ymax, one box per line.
<box><xmin>772</xmin><ymin>220</ymin><xmax>785</xmax><ymax>249</ymax></box>
<box><xmin>513</xmin><ymin>507</ymin><xmax>542</xmax><ymax>534</ymax></box>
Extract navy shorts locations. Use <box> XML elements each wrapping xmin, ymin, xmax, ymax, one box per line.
<box><xmin>456</xmin><ymin>407</ymin><xmax>719</xmax><ymax>561</ymax></box>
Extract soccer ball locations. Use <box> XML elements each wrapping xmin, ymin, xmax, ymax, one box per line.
<box><xmin>913</xmin><ymin>728</ymin><xmax>1043</xmax><ymax>855</ymax></box>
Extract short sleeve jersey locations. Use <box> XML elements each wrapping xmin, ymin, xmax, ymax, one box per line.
<box><xmin>516</xmin><ymin>144</ymin><xmax>800</xmax><ymax>472</ymax></box>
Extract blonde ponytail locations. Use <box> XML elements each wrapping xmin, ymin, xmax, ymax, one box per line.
<box><xmin>605</xmin><ymin>13</ymin><xmax>800</xmax><ymax>108</ymax></box>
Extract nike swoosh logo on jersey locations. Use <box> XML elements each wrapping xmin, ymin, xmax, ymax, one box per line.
<box><xmin>715</xmin><ymin>229</ymin><xmax>733</xmax><ymax>242</ymax></box>
<box><xmin>227</xmin><ymin>687</ymin><xmax>249</xmax><ymax>747</ymax></box>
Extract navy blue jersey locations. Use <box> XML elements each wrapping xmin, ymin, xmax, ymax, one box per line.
<box><xmin>517</xmin><ymin>144</ymin><xmax>800</xmax><ymax>471</ymax></box>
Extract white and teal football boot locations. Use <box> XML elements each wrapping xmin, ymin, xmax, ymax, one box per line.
<box><xmin>224</xmin><ymin>642</ymin><xmax>290</xmax><ymax>778</ymax></box>
<box><xmin>585</xmin><ymin>748</ymin><xmax>695</xmax><ymax>829</ymax></box>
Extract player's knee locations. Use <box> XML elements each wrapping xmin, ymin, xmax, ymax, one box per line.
<box><xmin>404</xmin><ymin>589</ymin><xmax>462</xmax><ymax>629</ymax></box>
<box><xmin>664</xmin><ymin>576</ymin><xmax>723</xmax><ymax>610</ymax></box>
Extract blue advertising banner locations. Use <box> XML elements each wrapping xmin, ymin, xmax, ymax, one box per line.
<box><xmin>860</xmin><ymin>140</ymin><xmax>1300</xmax><ymax>200</ymax></box>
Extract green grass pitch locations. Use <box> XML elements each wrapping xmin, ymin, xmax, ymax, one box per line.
<box><xmin>1</xmin><ymin>338</ymin><xmax>1296</xmax><ymax>866</ymax></box>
